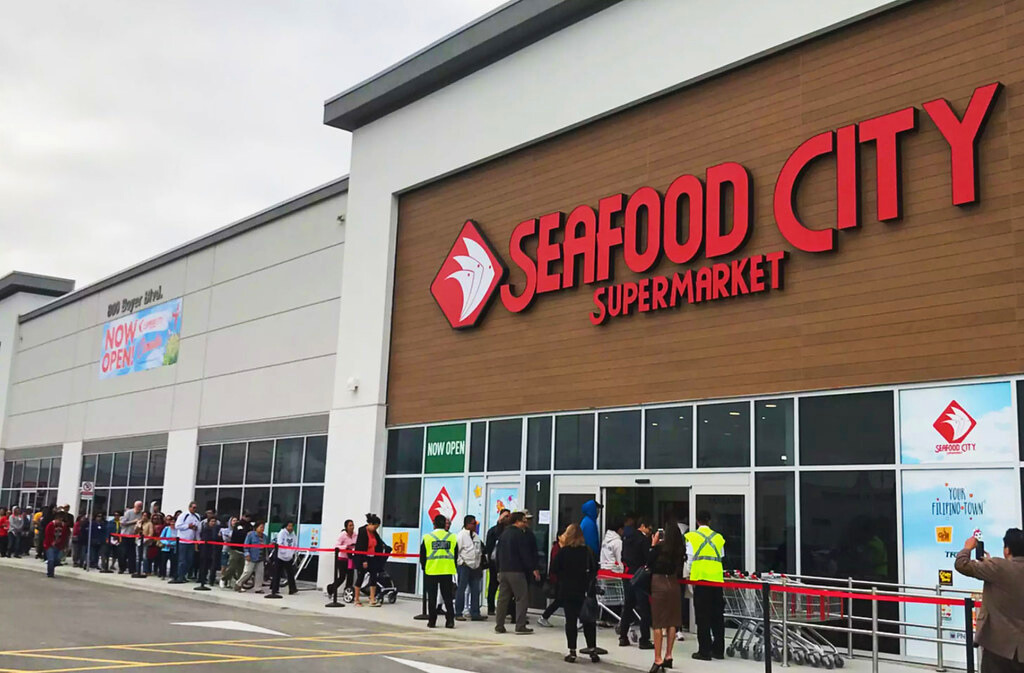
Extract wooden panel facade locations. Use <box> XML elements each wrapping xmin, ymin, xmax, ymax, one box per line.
<box><xmin>388</xmin><ymin>0</ymin><xmax>1024</xmax><ymax>426</ymax></box>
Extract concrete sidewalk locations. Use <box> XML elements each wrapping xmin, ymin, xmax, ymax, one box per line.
<box><xmin>0</xmin><ymin>555</ymin><xmax>940</xmax><ymax>673</ymax></box>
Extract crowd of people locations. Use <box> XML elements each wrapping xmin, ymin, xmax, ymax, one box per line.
<box><xmin>0</xmin><ymin>501</ymin><xmax>306</xmax><ymax>595</ymax></box>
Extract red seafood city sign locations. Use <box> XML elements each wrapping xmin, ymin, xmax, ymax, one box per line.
<box><xmin>429</xmin><ymin>83</ymin><xmax>1002</xmax><ymax>329</ymax></box>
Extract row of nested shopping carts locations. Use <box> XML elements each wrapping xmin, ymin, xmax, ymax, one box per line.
<box><xmin>595</xmin><ymin>571</ymin><xmax>844</xmax><ymax>668</ymax></box>
<box><xmin>724</xmin><ymin>571</ymin><xmax>845</xmax><ymax>669</ymax></box>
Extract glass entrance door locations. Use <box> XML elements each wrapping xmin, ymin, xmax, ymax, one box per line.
<box><xmin>690</xmin><ymin>486</ymin><xmax>752</xmax><ymax>574</ymax></box>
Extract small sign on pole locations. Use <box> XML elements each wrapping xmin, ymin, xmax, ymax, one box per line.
<box><xmin>81</xmin><ymin>481</ymin><xmax>95</xmax><ymax>500</ymax></box>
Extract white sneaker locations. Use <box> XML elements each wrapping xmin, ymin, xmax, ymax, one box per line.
<box><xmin>538</xmin><ymin>617</ymin><xmax>552</xmax><ymax>628</ymax></box>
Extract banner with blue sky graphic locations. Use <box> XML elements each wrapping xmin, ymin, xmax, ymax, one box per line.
<box><xmin>899</xmin><ymin>382</ymin><xmax>1015</xmax><ymax>464</ymax></box>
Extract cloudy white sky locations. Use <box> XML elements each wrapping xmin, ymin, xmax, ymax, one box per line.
<box><xmin>0</xmin><ymin>0</ymin><xmax>505</xmax><ymax>287</ymax></box>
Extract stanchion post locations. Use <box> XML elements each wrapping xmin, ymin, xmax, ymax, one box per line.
<box><xmin>265</xmin><ymin>543</ymin><xmax>283</xmax><ymax>599</ymax></box>
<box><xmin>325</xmin><ymin>547</ymin><xmax>344</xmax><ymax>608</ymax></box>
<box><xmin>847</xmin><ymin>578</ymin><xmax>854</xmax><ymax>658</ymax></box>
<box><xmin>871</xmin><ymin>587</ymin><xmax>879</xmax><ymax>673</ymax></box>
<box><xmin>761</xmin><ymin>582</ymin><xmax>772</xmax><ymax>673</ymax></box>
<box><xmin>963</xmin><ymin>598</ymin><xmax>975</xmax><ymax>673</ymax></box>
<box><xmin>935</xmin><ymin>585</ymin><xmax>945</xmax><ymax>672</ymax></box>
<box><xmin>413</xmin><ymin>565</ymin><xmax>429</xmax><ymax>620</ymax></box>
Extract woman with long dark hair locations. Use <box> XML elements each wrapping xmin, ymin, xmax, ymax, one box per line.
<box><xmin>646</xmin><ymin>521</ymin><xmax>686</xmax><ymax>672</ymax></box>
<box><xmin>326</xmin><ymin>519</ymin><xmax>357</xmax><ymax>600</ymax></box>
<box><xmin>354</xmin><ymin>513</ymin><xmax>387</xmax><ymax>607</ymax></box>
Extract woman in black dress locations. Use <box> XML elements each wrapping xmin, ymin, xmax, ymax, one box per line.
<box><xmin>549</xmin><ymin>523</ymin><xmax>600</xmax><ymax>663</ymax></box>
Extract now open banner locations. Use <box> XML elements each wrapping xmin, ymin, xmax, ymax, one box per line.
<box><xmin>99</xmin><ymin>297</ymin><xmax>183</xmax><ymax>379</ymax></box>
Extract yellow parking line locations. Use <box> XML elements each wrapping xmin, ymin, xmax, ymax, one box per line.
<box><xmin>13</xmin><ymin>642</ymin><xmax>505</xmax><ymax>673</ymax></box>
<box><xmin>0</xmin><ymin>653</ymin><xmax>136</xmax><ymax>665</ymax></box>
<box><xmin>212</xmin><ymin>642</ymin><xmax>352</xmax><ymax>655</ymax></box>
<box><xmin>110</xmin><ymin>646</ymin><xmax>247</xmax><ymax>660</ymax></box>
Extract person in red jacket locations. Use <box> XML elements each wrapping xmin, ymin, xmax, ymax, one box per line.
<box><xmin>44</xmin><ymin>516</ymin><xmax>69</xmax><ymax>578</ymax></box>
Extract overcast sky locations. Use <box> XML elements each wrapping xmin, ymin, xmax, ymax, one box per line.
<box><xmin>0</xmin><ymin>0</ymin><xmax>505</xmax><ymax>288</ymax></box>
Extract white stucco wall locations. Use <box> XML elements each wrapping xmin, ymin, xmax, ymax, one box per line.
<box><xmin>3</xmin><ymin>192</ymin><xmax>346</xmax><ymax>450</ymax></box>
<box><xmin>321</xmin><ymin>0</ymin><xmax>907</xmax><ymax>584</ymax></box>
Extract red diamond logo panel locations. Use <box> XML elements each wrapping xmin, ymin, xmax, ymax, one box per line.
<box><xmin>430</xmin><ymin>220</ymin><xmax>506</xmax><ymax>329</ymax></box>
<box><xmin>428</xmin><ymin>486</ymin><xmax>457</xmax><ymax>524</ymax></box>
<box><xmin>932</xmin><ymin>400</ymin><xmax>977</xmax><ymax>444</ymax></box>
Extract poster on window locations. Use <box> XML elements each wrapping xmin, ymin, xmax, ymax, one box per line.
<box><xmin>899</xmin><ymin>382</ymin><xmax>1014</xmax><ymax>464</ymax></box>
<box><xmin>901</xmin><ymin>468</ymin><xmax>1019</xmax><ymax>661</ymax></box>
<box><xmin>99</xmin><ymin>297</ymin><xmax>183</xmax><ymax>379</ymax></box>
<box><xmin>420</xmin><ymin>476</ymin><xmax>466</xmax><ymax>547</ymax></box>
<box><xmin>467</xmin><ymin>477</ymin><xmax>485</xmax><ymax>534</ymax></box>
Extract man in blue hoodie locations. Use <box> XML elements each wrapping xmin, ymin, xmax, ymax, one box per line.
<box><xmin>580</xmin><ymin>500</ymin><xmax>602</xmax><ymax>556</ymax></box>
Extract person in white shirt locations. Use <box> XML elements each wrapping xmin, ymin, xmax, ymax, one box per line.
<box><xmin>455</xmin><ymin>515</ymin><xmax>486</xmax><ymax>621</ymax></box>
<box><xmin>171</xmin><ymin>502</ymin><xmax>201</xmax><ymax>584</ymax></box>
<box><xmin>271</xmin><ymin>521</ymin><xmax>300</xmax><ymax>596</ymax></box>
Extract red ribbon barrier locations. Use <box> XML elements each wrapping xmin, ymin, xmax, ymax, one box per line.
<box><xmin>111</xmin><ymin>533</ymin><xmax>419</xmax><ymax>558</ymax></box>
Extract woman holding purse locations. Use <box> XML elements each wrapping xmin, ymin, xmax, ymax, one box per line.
<box><xmin>548</xmin><ymin>523</ymin><xmax>600</xmax><ymax>663</ymax></box>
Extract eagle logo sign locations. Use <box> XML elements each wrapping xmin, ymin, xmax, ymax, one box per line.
<box><xmin>428</xmin><ymin>486</ymin><xmax>457</xmax><ymax>525</ymax></box>
<box><xmin>430</xmin><ymin>220</ymin><xmax>507</xmax><ymax>329</ymax></box>
<box><xmin>933</xmin><ymin>400</ymin><xmax>977</xmax><ymax>444</ymax></box>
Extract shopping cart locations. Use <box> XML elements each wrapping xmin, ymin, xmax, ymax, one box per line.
<box><xmin>723</xmin><ymin>572</ymin><xmax>845</xmax><ymax>669</ymax></box>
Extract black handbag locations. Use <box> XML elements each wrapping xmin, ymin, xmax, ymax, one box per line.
<box><xmin>580</xmin><ymin>594</ymin><xmax>600</xmax><ymax>624</ymax></box>
<box><xmin>630</xmin><ymin>566</ymin><xmax>652</xmax><ymax>593</ymax></box>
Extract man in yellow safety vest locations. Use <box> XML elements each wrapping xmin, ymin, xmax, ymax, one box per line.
<box><xmin>420</xmin><ymin>514</ymin><xmax>457</xmax><ymax>628</ymax></box>
<box><xmin>685</xmin><ymin>510</ymin><xmax>726</xmax><ymax>661</ymax></box>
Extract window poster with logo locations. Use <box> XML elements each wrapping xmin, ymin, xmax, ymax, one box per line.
<box><xmin>467</xmin><ymin>477</ymin><xmax>485</xmax><ymax>534</ymax></box>
<box><xmin>901</xmin><ymin>468</ymin><xmax>1020</xmax><ymax>661</ymax></box>
<box><xmin>99</xmin><ymin>297</ymin><xmax>183</xmax><ymax>379</ymax></box>
<box><xmin>424</xmin><ymin>424</ymin><xmax>467</xmax><ymax>474</ymax></box>
<box><xmin>420</xmin><ymin>476</ymin><xmax>466</xmax><ymax>549</ymax></box>
<box><xmin>899</xmin><ymin>382</ymin><xmax>1014</xmax><ymax>464</ymax></box>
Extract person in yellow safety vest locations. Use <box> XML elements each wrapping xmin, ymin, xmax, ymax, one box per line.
<box><xmin>420</xmin><ymin>513</ymin><xmax>457</xmax><ymax>628</ymax></box>
<box><xmin>685</xmin><ymin>510</ymin><xmax>726</xmax><ymax>661</ymax></box>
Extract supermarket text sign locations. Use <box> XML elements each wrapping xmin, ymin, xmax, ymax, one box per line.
<box><xmin>99</xmin><ymin>297</ymin><xmax>183</xmax><ymax>379</ymax></box>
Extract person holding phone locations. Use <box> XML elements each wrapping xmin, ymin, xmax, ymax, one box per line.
<box><xmin>955</xmin><ymin>529</ymin><xmax>1024</xmax><ymax>673</ymax></box>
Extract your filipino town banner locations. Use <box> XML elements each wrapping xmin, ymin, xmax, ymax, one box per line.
<box><xmin>99</xmin><ymin>297</ymin><xmax>183</xmax><ymax>379</ymax></box>
<box><xmin>901</xmin><ymin>468</ymin><xmax>1020</xmax><ymax>661</ymax></box>
<box><xmin>899</xmin><ymin>382</ymin><xmax>1015</xmax><ymax>464</ymax></box>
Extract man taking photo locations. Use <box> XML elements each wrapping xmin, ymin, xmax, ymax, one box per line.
<box><xmin>955</xmin><ymin>528</ymin><xmax>1024</xmax><ymax>673</ymax></box>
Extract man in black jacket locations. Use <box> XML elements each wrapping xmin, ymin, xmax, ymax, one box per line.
<box><xmin>483</xmin><ymin>509</ymin><xmax>511</xmax><ymax>616</ymax></box>
<box><xmin>495</xmin><ymin>511</ymin><xmax>539</xmax><ymax>635</ymax></box>
<box><xmin>619</xmin><ymin>515</ymin><xmax>654</xmax><ymax>649</ymax></box>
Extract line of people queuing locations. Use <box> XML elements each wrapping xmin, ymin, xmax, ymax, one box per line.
<box><xmin>0</xmin><ymin>501</ymin><xmax>305</xmax><ymax>596</ymax></box>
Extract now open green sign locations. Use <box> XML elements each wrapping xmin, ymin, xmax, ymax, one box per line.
<box><xmin>425</xmin><ymin>424</ymin><xmax>467</xmax><ymax>474</ymax></box>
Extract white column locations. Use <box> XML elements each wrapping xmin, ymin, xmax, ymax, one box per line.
<box><xmin>162</xmin><ymin>428</ymin><xmax>199</xmax><ymax>513</ymax></box>
<box><xmin>0</xmin><ymin>449</ymin><xmax>5</xmax><ymax>493</ymax></box>
<box><xmin>57</xmin><ymin>441</ymin><xmax>83</xmax><ymax>506</ymax></box>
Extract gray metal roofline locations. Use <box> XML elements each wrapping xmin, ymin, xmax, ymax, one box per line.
<box><xmin>0</xmin><ymin>271</ymin><xmax>75</xmax><ymax>302</ymax></box>
<box><xmin>323</xmin><ymin>0</ymin><xmax>622</xmax><ymax>131</ymax></box>
<box><xmin>19</xmin><ymin>175</ymin><xmax>349</xmax><ymax>324</ymax></box>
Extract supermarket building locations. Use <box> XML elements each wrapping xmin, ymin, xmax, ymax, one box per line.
<box><xmin>3</xmin><ymin>0</ymin><xmax>1024</xmax><ymax>659</ymax></box>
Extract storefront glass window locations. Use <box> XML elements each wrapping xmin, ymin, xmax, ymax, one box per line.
<box><xmin>196</xmin><ymin>445</ymin><xmax>221</xmax><ymax>485</ymax></box>
<box><xmin>218</xmin><ymin>488</ymin><xmax>242</xmax><ymax>523</ymax></box>
<box><xmin>555</xmin><ymin>413</ymin><xmax>594</xmax><ymax>470</ymax></box>
<box><xmin>300</xmin><ymin>486</ymin><xmax>323</xmax><ymax>525</ymax></box>
<box><xmin>525</xmin><ymin>474</ymin><xmax>551</xmax><ymax>608</ymax></box>
<box><xmin>800</xmin><ymin>392</ymin><xmax>895</xmax><ymax>465</ymax></box>
<box><xmin>800</xmin><ymin>470</ymin><xmax>897</xmax><ymax>583</ymax></box>
<box><xmin>128</xmin><ymin>451</ymin><xmax>148</xmax><ymax>486</ymax></box>
<box><xmin>195</xmin><ymin>488</ymin><xmax>217</xmax><ymax>514</ymax></box>
<box><xmin>755</xmin><ymin>472</ymin><xmax>795</xmax><ymax>574</ymax></box>
<box><xmin>303</xmin><ymin>436</ymin><xmax>327</xmax><ymax>483</ymax></box>
<box><xmin>386</xmin><ymin>427</ymin><xmax>424</xmax><ymax>475</ymax></box>
<box><xmin>111</xmin><ymin>452</ymin><xmax>130</xmax><ymax>486</ymax></box>
<box><xmin>270</xmin><ymin>486</ymin><xmax>300</xmax><ymax>526</ymax></box>
<box><xmin>383</xmin><ymin>478</ymin><xmax>421</xmax><ymax>528</ymax></box>
<box><xmin>526</xmin><ymin>416</ymin><xmax>552</xmax><ymax>471</ymax></box>
<box><xmin>2</xmin><ymin>463</ymin><xmax>12</xmax><ymax>488</ymax></box>
<box><xmin>755</xmin><ymin>399</ymin><xmax>794</xmax><ymax>466</ymax></box>
<box><xmin>1017</xmin><ymin>381</ymin><xmax>1024</xmax><ymax>460</ymax></box>
<box><xmin>488</xmin><ymin>419</ymin><xmax>522</xmax><ymax>472</ymax></box>
<box><xmin>11</xmin><ymin>462</ymin><xmax>23</xmax><ymax>489</ymax></box>
<box><xmin>598</xmin><ymin>410</ymin><xmax>641</xmax><ymax>470</ymax></box>
<box><xmin>79</xmin><ymin>456</ymin><xmax>96</xmax><ymax>485</ymax></box>
<box><xmin>96</xmin><ymin>453</ymin><xmax>112</xmax><ymax>487</ymax></box>
<box><xmin>147</xmin><ymin>450</ymin><xmax>165</xmax><ymax>487</ymax></box>
<box><xmin>242</xmin><ymin>486</ymin><xmax>270</xmax><ymax>522</ymax></box>
<box><xmin>245</xmin><ymin>441</ymin><xmax>273</xmax><ymax>484</ymax></box>
<box><xmin>469</xmin><ymin>422</ymin><xmax>486</xmax><ymax>472</ymax></box>
<box><xmin>273</xmin><ymin>437</ymin><xmax>304</xmax><ymax>483</ymax></box>
<box><xmin>50</xmin><ymin>458</ymin><xmax>61</xmax><ymax>487</ymax></box>
<box><xmin>697</xmin><ymin>402</ymin><xmax>750</xmax><ymax>468</ymax></box>
<box><xmin>23</xmin><ymin>459</ymin><xmax>40</xmax><ymax>489</ymax></box>
<box><xmin>220</xmin><ymin>443</ymin><xmax>246</xmax><ymax>484</ymax></box>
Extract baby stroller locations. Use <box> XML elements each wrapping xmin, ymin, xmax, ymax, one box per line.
<box><xmin>342</xmin><ymin>567</ymin><xmax>399</xmax><ymax>604</ymax></box>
